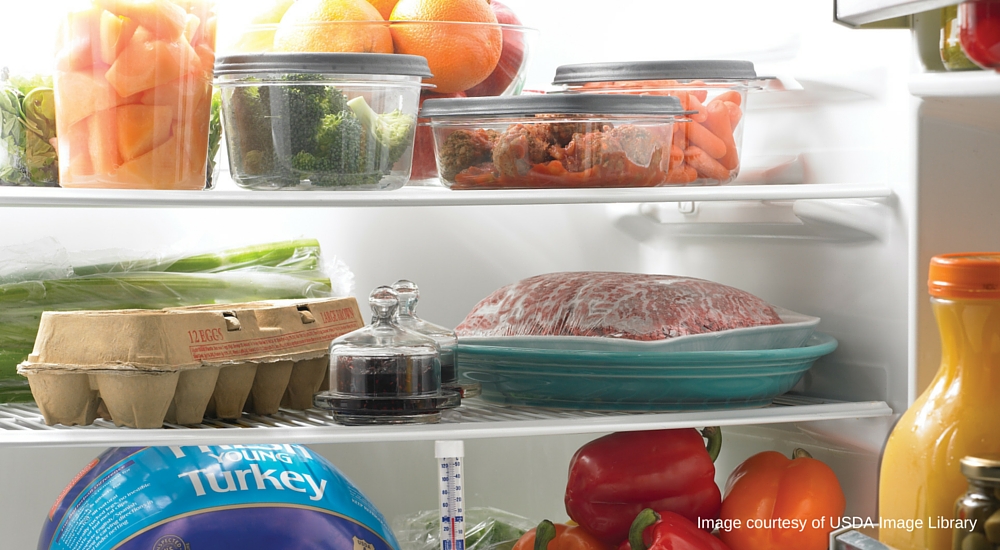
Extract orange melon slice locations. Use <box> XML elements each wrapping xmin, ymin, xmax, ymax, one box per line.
<box><xmin>183</xmin><ymin>13</ymin><xmax>201</xmax><ymax>44</ymax></box>
<box><xmin>95</xmin><ymin>0</ymin><xmax>187</xmax><ymax>40</ymax></box>
<box><xmin>88</xmin><ymin>108</ymin><xmax>122</xmax><ymax>176</ymax></box>
<box><xmin>99</xmin><ymin>11</ymin><xmax>124</xmax><ymax>65</ymax></box>
<box><xmin>58</xmin><ymin>118</ymin><xmax>94</xmax><ymax>184</ymax></box>
<box><xmin>117</xmin><ymin>104</ymin><xmax>174</xmax><ymax>161</ymax></box>
<box><xmin>105</xmin><ymin>27</ymin><xmax>201</xmax><ymax>98</ymax></box>
<box><xmin>117</xmin><ymin>134</ymin><xmax>190</xmax><ymax>188</ymax></box>
<box><xmin>54</xmin><ymin>70</ymin><xmax>131</xmax><ymax>128</ymax></box>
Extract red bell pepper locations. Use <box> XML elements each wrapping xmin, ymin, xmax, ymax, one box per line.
<box><xmin>620</xmin><ymin>509</ymin><xmax>731</xmax><ymax>550</ymax></box>
<box><xmin>564</xmin><ymin>428</ymin><xmax>723</xmax><ymax>545</ymax></box>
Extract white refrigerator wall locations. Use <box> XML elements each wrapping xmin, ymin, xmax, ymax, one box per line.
<box><xmin>0</xmin><ymin>0</ymin><xmax>923</xmax><ymax>547</ymax></box>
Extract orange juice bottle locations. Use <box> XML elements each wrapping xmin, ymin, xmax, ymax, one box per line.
<box><xmin>880</xmin><ymin>254</ymin><xmax>1000</xmax><ymax>549</ymax></box>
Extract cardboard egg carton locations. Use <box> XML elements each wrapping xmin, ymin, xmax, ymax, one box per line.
<box><xmin>17</xmin><ymin>298</ymin><xmax>363</xmax><ymax>429</ymax></box>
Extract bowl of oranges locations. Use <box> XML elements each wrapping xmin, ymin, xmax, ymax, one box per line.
<box><xmin>218</xmin><ymin>0</ymin><xmax>535</xmax><ymax>182</ymax></box>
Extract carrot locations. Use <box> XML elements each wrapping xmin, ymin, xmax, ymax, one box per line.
<box><xmin>687</xmin><ymin>121</ymin><xmax>727</xmax><ymax>160</ymax></box>
<box><xmin>714</xmin><ymin>90</ymin><xmax>742</xmax><ymax>106</ymax></box>
<box><xmin>665</xmin><ymin>163</ymin><xmax>697</xmax><ymax>184</ymax></box>
<box><xmin>703</xmin><ymin>101</ymin><xmax>739</xmax><ymax>170</ymax></box>
<box><xmin>685</xmin><ymin>94</ymin><xmax>709</xmax><ymax>123</ymax></box>
<box><xmin>672</xmin><ymin>122</ymin><xmax>688</xmax><ymax>150</ymax></box>
<box><xmin>724</xmin><ymin>100</ymin><xmax>742</xmax><ymax>129</ymax></box>
<box><xmin>685</xmin><ymin>146</ymin><xmax>730</xmax><ymax>182</ymax></box>
<box><xmin>688</xmin><ymin>81</ymin><xmax>708</xmax><ymax>102</ymax></box>
<box><xmin>668</xmin><ymin>145</ymin><xmax>684</xmax><ymax>170</ymax></box>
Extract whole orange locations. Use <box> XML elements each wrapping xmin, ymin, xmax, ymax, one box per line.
<box><xmin>390</xmin><ymin>0</ymin><xmax>502</xmax><ymax>94</ymax></box>
<box><xmin>367</xmin><ymin>0</ymin><xmax>399</xmax><ymax>20</ymax></box>
<box><xmin>273</xmin><ymin>0</ymin><xmax>393</xmax><ymax>53</ymax></box>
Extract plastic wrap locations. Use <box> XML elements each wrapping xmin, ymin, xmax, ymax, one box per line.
<box><xmin>393</xmin><ymin>507</ymin><xmax>534</xmax><ymax>550</ymax></box>
<box><xmin>455</xmin><ymin>272</ymin><xmax>782</xmax><ymax>342</ymax></box>
<box><xmin>0</xmin><ymin>239</ymin><xmax>353</xmax><ymax>402</ymax></box>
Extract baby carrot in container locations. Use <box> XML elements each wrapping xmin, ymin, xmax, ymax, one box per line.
<box><xmin>553</xmin><ymin>60</ymin><xmax>772</xmax><ymax>185</ymax></box>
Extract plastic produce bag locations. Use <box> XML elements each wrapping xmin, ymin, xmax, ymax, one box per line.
<box><xmin>0</xmin><ymin>238</ymin><xmax>354</xmax><ymax>402</ymax></box>
<box><xmin>0</xmin><ymin>68</ymin><xmax>58</xmax><ymax>187</ymax></box>
<box><xmin>393</xmin><ymin>507</ymin><xmax>535</xmax><ymax>550</ymax></box>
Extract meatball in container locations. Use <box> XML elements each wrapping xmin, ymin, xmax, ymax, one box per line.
<box><xmin>420</xmin><ymin>94</ymin><xmax>690</xmax><ymax>189</ymax></box>
<box><xmin>215</xmin><ymin>53</ymin><xmax>431</xmax><ymax>191</ymax></box>
<box><xmin>553</xmin><ymin>61</ymin><xmax>772</xmax><ymax>185</ymax></box>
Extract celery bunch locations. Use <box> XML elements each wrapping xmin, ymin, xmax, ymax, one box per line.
<box><xmin>0</xmin><ymin>239</ymin><xmax>337</xmax><ymax>402</ymax></box>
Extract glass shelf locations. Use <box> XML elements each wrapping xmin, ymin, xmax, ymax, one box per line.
<box><xmin>0</xmin><ymin>395</ymin><xmax>892</xmax><ymax>448</ymax></box>
<box><xmin>910</xmin><ymin>70</ymin><xmax>1000</xmax><ymax>97</ymax></box>
<box><xmin>0</xmin><ymin>183</ymin><xmax>893</xmax><ymax>208</ymax></box>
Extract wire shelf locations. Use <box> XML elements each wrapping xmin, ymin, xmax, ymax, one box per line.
<box><xmin>0</xmin><ymin>395</ymin><xmax>892</xmax><ymax>448</ymax></box>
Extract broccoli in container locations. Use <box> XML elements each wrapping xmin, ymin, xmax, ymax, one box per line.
<box><xmin>215</xmin><ymin>53</ymin><xmax>429</xmax><ymax>191</ymax></box>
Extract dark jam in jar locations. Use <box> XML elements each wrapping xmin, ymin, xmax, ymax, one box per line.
<box><xmin>335</xmin><ymin>353</ymin><xmax>440</xmax><ymax>401</ymax></box>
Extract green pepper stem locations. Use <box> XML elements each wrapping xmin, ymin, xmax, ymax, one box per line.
<box><xmin>792</xmin><ymin>448</ymin><xmax>812</xmax><ymax>459</ymax></box>
<box><xmin>701</xmin><ymin>427</ymin><xmax>723</xmax><ymax>463</ymax></box>
<box><xmin>533</xmin><ymin>520</ymin><xmax>557</xmax><ymax>550</ymax></box>
<box><xmin>628</xmin><ymin>508</ymin><xmax>660</xmax><ymax>550</ymax></box>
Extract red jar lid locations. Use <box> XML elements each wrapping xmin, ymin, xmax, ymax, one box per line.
<box><xmin>929</xmin><ymin>253</ymin><xmax>1000</xmax><ymax>299</ymax></box>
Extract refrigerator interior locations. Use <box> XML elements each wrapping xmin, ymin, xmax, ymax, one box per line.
<box><xmin>3</xmin><ymin>0</ymin><xmax>981</xmax><ymax>546</ymax></box>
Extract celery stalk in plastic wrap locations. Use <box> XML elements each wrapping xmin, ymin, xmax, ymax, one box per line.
<box><xmin>0</xmin><ymin>238</ymin><xmax>353</xmax><ymax>402</ymax></box>
<box><xmin>393</xmin><ymin>508</ymin><xmax>534</xmax><ymax>550</ymax></box>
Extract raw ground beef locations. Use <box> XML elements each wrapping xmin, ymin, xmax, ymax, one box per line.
<box><xmin>454</xmin><ymin>272</ymin><xmax>782</xmax><ymax>341</ymax></box>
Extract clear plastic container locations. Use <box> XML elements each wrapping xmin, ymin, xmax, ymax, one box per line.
<box><xmin>958</xmin><ymin>0</ymin><xmax>1000</xmax><ymax>70</ymax></box>
<box><xmin>53</xmin><ymin>0</ymin><xmax>217</xmax><ymax>189</ymax></box>
<box><xmin>215</xmin><ymin>53</ymin><xmax>430</xmax><ymax>190</ymax></box>
<box><xmin>552</xmin><ymin>61</ymin><xmax>771</xmax><ymax>185</ymax></box>
<box><xmin>420</xmin><ymin>94</ymin><xmax>688</xmax><ymax>189</ymax></box>
<box><xmin>314</xmin><ymin>286</ymin><xmax>460</xmax><ymax>424</ymax></box>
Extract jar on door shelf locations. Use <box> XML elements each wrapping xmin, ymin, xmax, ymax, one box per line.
<box><xmin>942</xmin><ymin>5</ymin><xmax>982</xmax><ymax>70</ymax></box>
<box><xmin>880</xmin><ymin>254</ymin><xmax>1000</xmax><ymax>550</ymax></box>
<box><xmin>953</xmin><ymin>457</ymin><xmax>1000</xmax><ymax>550</ymax></box>
<box><xmin>958</xmin><ymin>0</ymin><xmax>1000</xmax><ymax>70</ymax></box>
<box><xmin>314</xmin><ymin>286</ymin><xmax>460</xmax><ymax>425</ymax></box>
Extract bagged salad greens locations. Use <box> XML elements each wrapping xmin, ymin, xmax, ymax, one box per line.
<box><xmin>0</xmin><ymin>238</ymin><xmax>353</xmax><ymax>402</ymax></box>
<box><xmin>0</xmin><ymin>68</ymin><xmax>57</xmax><ymax>186</ymax></box>
<box><xmin>393</xmin><ymin>507</ymin><xmax>534</xmax><ymax>550</ymax></box>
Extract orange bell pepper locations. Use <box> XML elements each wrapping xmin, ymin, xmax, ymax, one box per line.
<box><xmin>718</xmin><ymin>449</ymin><xmax>845</xmax><ymax>550</ymax></box>
<box><xmin>513</xmin><ymin>520</ymin><xmax>608</xmax><ymax>550</ymax></box>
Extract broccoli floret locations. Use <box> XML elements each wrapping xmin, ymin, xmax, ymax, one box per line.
<box><xmin>316</xmin><ymin>113</ymin><xmax>363</xmax><ymax>172</ymax></box>
<box><xmin>290</xmin><ymin>151</ymin><xmax>320</xmax><ymax>172</ymax></box>
<box><xmin>280</xmin><ymin>76</ymin><xmax>349</xmax><ymax>155</ymax></box>
<box><xmin>228</xmin><ymin>84</ymin><xmax>274</xmax><ymax>176</ymax></box>
<box><xmin>347</xmin><ymin>96</ymin><xmax>416</xmax><ymax>168</ymax></box>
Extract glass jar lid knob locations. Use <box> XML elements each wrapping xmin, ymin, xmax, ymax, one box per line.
<box><xmin>370</xmin><ymin>286</ymin><xmax>399</xmax><ymax>324</ymax></box>
<box><xmin>392</xmin><ymin>280</ymin><xmax>419</xmax><ymax>315</ymax></box>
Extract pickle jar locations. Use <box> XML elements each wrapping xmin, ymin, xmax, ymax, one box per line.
<box><xmin>391</xmin><ymin>280</ymin><xmax>480</xmax><ymax>398</ymax></box>
<box><xmin>942</xmin><ymin>5</ymin><xmax>982</xmax><ymax>70</ymax></box>
<box><xmin>953</xmin><ymin>457</ymin><xmax>1000</xmax><ymax>550</ymax></box>
<box><xmin>314</xmin><ymin>286</ymin><xmax>460</xmax><ymax>425</ymax></box>
<box><xmin>958</xmin><ymin>0</ymin><xmax>1000</xmax><ymax>70</ymax></box>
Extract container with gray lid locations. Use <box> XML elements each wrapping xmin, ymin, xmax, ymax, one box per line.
<box><xmin>551</xmin><ymin>60</ymin><xmax>769</xmax><ymax>185</ymax></box>
<box><xmin>214</xmin><ymin>52</ymin><xmax>432</xmax><ymax>192</ymax></box>
<box><xmin>419</xmin><ymin>93</ymin><xmax>696</xmax><ymax>190</ymax></box>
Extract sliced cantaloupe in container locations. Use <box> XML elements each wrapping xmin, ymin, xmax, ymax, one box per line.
<box><xmin>117</xmin><ymin>134</ymin><xmax>191</xmax><ymax>189</ymax></box>
<box><xmin>173</xmin><ymin>106</ymin><xmax>210</xmax><ymax>182</ymax></box>
<box><xmin>87</xmin><ymin>108</ymin><xmax>122</xmax><ymax>176</ymax></box>
<box><xmin>58</xmin><ymin>118</ymin><xmax>95</xmax><ymax>184</ymax></box>
<box><xmin>99</xmin><ymin>11</ymin><xmax>124</xmax><ymax>65</ymax></box>
<box><xmin>56</xmin><ymin>38</ymin><xmax>97</xmax><ymax>72</ymax></box>
<box><xmin>105</xmin><ymin>27</ymin><xmax>201</xmax><ymax>98</ymax></box>
<box><xmin>95</xmin><ymin>0</ymin><xmax>188</xmax><ymax>41</ymax></box>
<box><xmin>117</xmin><ymin>17</ymin><xmax>140</xmax><ymax>57</ymax></box>
<box><xmin>139</xmin><ymin>74</ymin><xmax>206</xmax><ymax>109</ymax></box>
<box><xmin>117</xmin><ymin>104</ymin><xmax>174</xmax><ymax>162</ymax></box>
<box><xmin>54</xmin><ymin>70</ymin><xmax>131</xmax><ymax>128</ymax></box>
<box><xmin>194</xmin><ymin>43</ymin><xmax>215</xmax><ymax>76</ymax></box>
<box><xmin>183</xmin><ymin>13</ymin><xmax>201</xmax><ymax>44</ymax></box>
<box><xmin>56</xmin><ymin>7</ymin><xmax>100</xmax><ymax>53</ymax></box>
<box><xmin>196</xmin><ymin>15</ymin><xmax>217</xmax><ymax>49</ymax></box>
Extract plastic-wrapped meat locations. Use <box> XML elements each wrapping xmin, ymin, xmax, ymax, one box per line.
<box><xmin>549</xmin><ymin>125</ymin><xmax>657</xmax><ymax>173</ymax></box>
<box><xmin>437</xmin><ymin>129</ymin><xmax>500</xmax><ymax>181</ymax></box>
<box><xmin>455</xmin><ymin>272</ymin><xmax>783</xmax><ymax>341</ymax></box>
<box><xmin>491</xmin><ymin>124</ymin><xmax>554</xmax><ymax>177</ymax></box>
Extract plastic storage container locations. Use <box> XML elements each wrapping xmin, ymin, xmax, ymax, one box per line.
<box><xmin>952</xmin><ymin>457</ymin><xmax>1000</xmax><ymax>550</ymax></box>
<box><xmin>53</xmin><ymin>0</ymin><xmax>217</xmax><ymax>190</ymax></box>
<box><xmin>215</xmin><ymin>53</ymin><xmax>430</xmax><ymax>191</ymax></box>
<box><xmin>880</xmin><ymin>254</ymin><xmax>1000</xmax><ymax>550</ymax></box>
<box><xmin>552</xmin><ymin>60</ymin><xmax>769</xmax><ymax>185</ymax></box>
<box><xmin>0</xmin><ymin>69</ymin><xmax>58</xmax><ymax>187</ymax></box>
<box><xmin>958</xmin><ymin>0</ymin><xmax>1000</xmax><ymax>70</ymax></box>
<box><xmin>314</xmin><ymin>286</ymin><xmax>460</xmax><ymax>424</ymax></box>
<box><xmin>420</xmin><ymin>94</ymin><xmax>688</xmax><ymax>189</ymax></box>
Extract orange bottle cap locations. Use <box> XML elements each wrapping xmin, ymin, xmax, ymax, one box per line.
<box><xmin>929</xmin><ymin>253</ymin><xmax>1000</xmax><ymax>299</ymax></box>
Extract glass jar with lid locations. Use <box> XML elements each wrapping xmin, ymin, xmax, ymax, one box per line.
<box><xmin>942</xmin><ymin>5</ymin><xmax>982</xmax><ymax>70</ymax></box>
<box><xmin>314</xmin><ymin>286</ymin><xmax>460</xmax><ymax>425</ymax></box>
<box><xmin>953</xmin><ymin>457</ymin><xmax>1000</xmax><ymax>550</ymax></box>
